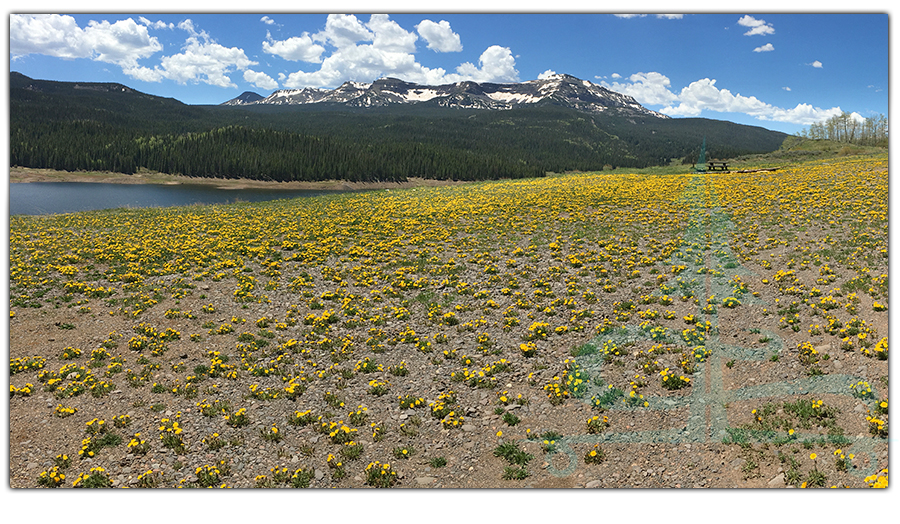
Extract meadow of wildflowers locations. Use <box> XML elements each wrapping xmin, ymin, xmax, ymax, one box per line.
<box><xmin>9</xmin><ymin>153</ymin><xmax>887</xmax><ymax>488</ymax></box>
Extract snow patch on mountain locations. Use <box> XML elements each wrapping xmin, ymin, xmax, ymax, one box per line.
<box><xmin>222</xmin><ymin>74</ymin><xmax>668</xmax><ymax>118</ymax></box>
<box><xmin>485</xmin><ymin>91</ymin><xmax>544</xmax><ymax>104</ymax></box>
<box><xmin>403</xmin><ymin>88</ymin><xmax>441</xmax><ymax>102</ymax></box>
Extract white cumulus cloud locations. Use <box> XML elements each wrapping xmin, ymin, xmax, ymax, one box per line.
<box><xmin>138</xmin><ymin>17</ymin><xmax>174</xmax><ymax>30</ymax></box>
<box><xmin>367</xmin><ymin>14</ymin><xmax>418</xmax><ymax>53</ymax></box>
<box><xmin>243</xmin><ymin>69</ymin><xmax>278</xmax><ymax>90</ymax></box>
<box><xmin>538</xmin><ymin>69</ymin><xmax>557</xmax><ymax>79</ymax></box>
<box><xmin>766</xmin><ymin>104</ymin><xmax>846</xmax><ymax>124</ymax></box>
<box><xmin>603</xmin><ymin>71</ymin><xmax>846</xmax><ymax>125</ymax></box>
<box><xmin>601</xmin><ymin>71</ymin><xmax>678</xmax><ymax>106</ymax></box>
<box><xmin>280</xmin><ymin>15</ymin><xmax>518</xmax><ymax>88</ymax></box>
<box><xmin>10</xmin><ymin>14</ymin><xmax>162</xmax><ymax>69</ymax></box>
<box><xmin>450</xmin><ymin>45</ymin><xmax>519</xmax><ymax>83</ymax></box>
<box><xmin>261</xmin><ymin>16</ymin><xmax>275</xmax><ymax>25</ymax></box>
<box><xmin>810</xmin><ymin>60</ymin><xmax>823</xmax><ymax>68</ymax></box>
<box><xmin>661</xmin><ymin>78</ymin><xmax>772</xmax><ymax>117</ymax></box>
<box><xmin>416</xmin><ymin>19</ymin><xmax>462</xmax><ymax>52</ymax></box>
<box><xmin>156</xmin><ymin>38</ymin><xmax>255</xmax><ymax>87</ymax></box>
<box><xmin>128</xmin><ymin>24</ymin><xmax>256</xmax><ymax>88</ymax></box>
<box><xmin>753</xmin><ymin>43</ymin><xmax>774</xmax><ymax>52</ymax></box>
<box><xmin>284</xmin><ymin>41</ymin><xmax>430</xmax><ymax>88</ymax></box>
<box><xmin>313</xmin><ymin>14</ymin><xmax>374</xmax><ymax>49</ymax></box>
<box><xmin>737</xmin><ymin>15</ymin><xmax>774</xmax><ymax>36</ymax></box>
<box><xmin>177</xmin><ymin>19</ymin><xmax>201</xmax><ymax>37</ymax></box>
<box><xmin>263</xmin><ymin>32</ymin><xmax>326</xmax><ymax>63</ymax></box>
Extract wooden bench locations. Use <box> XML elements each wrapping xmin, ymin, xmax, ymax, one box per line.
<box><xmin>707</xmin><ymin>161</ymin><xmax>728</xmax><ymax>171</ymax></box>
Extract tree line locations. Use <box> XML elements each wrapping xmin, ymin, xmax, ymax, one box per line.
<box><xmin>10</xmin><ymin>122</ymin><xmax>543</xmax><ymax>181</ymax></box>
<box><xmin>797</xmin><ymin>112</ymin><xmax>888</xmax><ymax>146</ymax></box>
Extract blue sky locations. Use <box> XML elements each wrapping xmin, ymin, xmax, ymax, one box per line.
<box><xmin>7</xmin><ymin>10</ymin><xmax>890</xmax><ymax>134</ymax></box>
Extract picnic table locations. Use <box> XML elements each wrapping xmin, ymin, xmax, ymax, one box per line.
<box><xmin>707</xmin><ymin>161</ymin><xmax>728</xmax><ymax>171</ymax></box>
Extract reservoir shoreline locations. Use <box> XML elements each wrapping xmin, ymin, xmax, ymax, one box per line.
<box><xmin>9</xmin><ymin>166</ymin><xmax>469</xmax><ymax>191</ymax></box>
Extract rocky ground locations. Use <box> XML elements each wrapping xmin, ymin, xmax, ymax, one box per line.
<box><xmin>8</xmin><ymin>161</ymin><xmax>890</xmax><ymax>490</ymax></box>
<box><xmin>8</xmin><ymin>267</ymin><xmax>889</xmax><ymax>489</ymax></box>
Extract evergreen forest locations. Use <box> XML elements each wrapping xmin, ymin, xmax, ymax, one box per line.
<box><xmin>10</xmin><ymin>72</ymin><xmax>789</xmax><ymax>182</ymax></box>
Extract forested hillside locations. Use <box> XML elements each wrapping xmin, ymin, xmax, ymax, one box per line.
<box><xmin>10</xmin><ymin>72</ymin><xmax>788</xmax><ymax>181</ymax></box>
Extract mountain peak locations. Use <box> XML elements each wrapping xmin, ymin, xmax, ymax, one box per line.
<box><xmin>222</xmin><ymin>74</ymin><xmax>667</xmax><ymax>118</ymax></box>
<box><xmin>221</xmin><ymin>91</ymin><xmax>264</xmax><ymax>105</ymax></box>
<box><xmin>535</xmin><ymin>72</ymin><xmax>577</xmax><ymax>81</ymax></box>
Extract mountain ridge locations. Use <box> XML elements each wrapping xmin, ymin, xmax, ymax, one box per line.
<box><xmin>10</xmin><ymin>71</ymin><xmax>789</xmax><ymax>182</ymax></box>
<box><xmin>222</xmin><ymin>73</ymin><xmax>669</xmax><ymax>118</ymax></box>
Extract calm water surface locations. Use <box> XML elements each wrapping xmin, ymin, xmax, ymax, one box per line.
<box><xmin>9</xmin><ymin>182</ymin><xmax>353</xmax><ymax>216</ymax></box>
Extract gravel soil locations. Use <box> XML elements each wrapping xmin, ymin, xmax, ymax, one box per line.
<box><xmin>8</xmin><ymin>164</ymin><xmax>889</xmax><ymax>490</ymax></box>
<box><xmin>8</xmin><ymin>263</ymin><xmax>888</xmax><ymax>490</ymax></box>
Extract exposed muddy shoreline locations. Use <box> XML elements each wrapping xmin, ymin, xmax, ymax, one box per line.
<box><xmin>9</xmin><ymin>167</ymin><xmax>468</xmax><ymax>191</ymax></box>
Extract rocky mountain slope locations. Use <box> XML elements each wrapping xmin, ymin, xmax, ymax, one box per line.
<box><xmin>223</xmin><ymin>73</ymin><xmax>668</xmax><ymax>117</ymax></box>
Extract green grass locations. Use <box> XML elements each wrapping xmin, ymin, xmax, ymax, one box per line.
<box><xmin>493</xmin><ymin>441</ymin><xmax>533</xmax><ymax>466</ymax></box>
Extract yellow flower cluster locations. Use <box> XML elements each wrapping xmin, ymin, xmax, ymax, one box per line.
<box><xmin>864</xmin><ymin>468</ymin><xmax>888</xmax><ymax>489</ymax></box>
<box><xmin>659</xmin><ymin>368</ymin><xmax>690</xmax><ymax>390</ymax></box>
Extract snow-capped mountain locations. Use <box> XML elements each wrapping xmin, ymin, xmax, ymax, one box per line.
<box><xmin>223</xmin><ymin>74</ymin><xmax>668</xmax><ymax>118</ymax></box>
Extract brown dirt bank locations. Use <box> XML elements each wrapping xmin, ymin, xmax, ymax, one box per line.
<box><xmin>9</xmin><ymin>167</ymin><xmax>470</xmax><ymax>191</ymax></box>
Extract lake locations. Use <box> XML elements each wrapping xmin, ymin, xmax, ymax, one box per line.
<box><xmin>8</xmin><ymin>182</ymin><xmax>354</xmax><ymax>216</ymax></box>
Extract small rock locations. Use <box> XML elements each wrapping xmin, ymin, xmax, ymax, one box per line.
<box><xmin>768</xmin><ymin>473</ymin><xmax>785</xmax><ymax>487</ymax></box>
<box><xmin>461</xmin><ymin>424</ymin><xmax>476</xmax><ymax>432</ymax></box>
<box><xmin>415</xmin><ymin>476</ymin><xmax>437</xmax><ymax>486</ymax></box>
<box><xmin>585</xmin><ymin>480</ymin><xmax>602</xmax><ymax>488</ymax></box>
